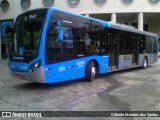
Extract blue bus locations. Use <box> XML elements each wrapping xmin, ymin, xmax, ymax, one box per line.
<box><xmin>0</xmin><ymin>22</ymin><xmax>14</xmax><ymax>59</ymax></box>
<box><xmin>1</xmin><ymin>22</ymin><xmax>14</xmax><ymax>39</ymax></box>
<box><xmin>8</xmin><ymin>8</ymin><xmax>159</xmax><ymax>83</ymax></box>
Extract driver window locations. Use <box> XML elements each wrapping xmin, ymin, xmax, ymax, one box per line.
<box><xmin>46</xmin><ymin>23</ymin><xmax>73</xmax><ymax>50</ymax></box>
<box><xmin>47</xmin><ymin>25</ymin><xmax>59</xmax><ymax>49</ymax></box>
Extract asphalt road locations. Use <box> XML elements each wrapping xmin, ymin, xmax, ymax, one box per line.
<box><xmin>0</xmin><ymin>59</ymin><xmax>160</xmax><ymax>120</ymax></box>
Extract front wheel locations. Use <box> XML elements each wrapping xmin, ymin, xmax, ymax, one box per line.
<box><xmin>85</xmin><ymin>61</ymin><xmax>96</xmax><ymax>82</ymax></box>
<box><xmin>142</xmin><ymin>57</ymin><xmax>148</xmax><ymax>69</ymax></box>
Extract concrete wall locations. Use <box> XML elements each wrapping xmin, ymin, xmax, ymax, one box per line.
<box><xmin>0</xmin><ymin>0</ymin><xmax>160</xmax><ymax>34</ymax></box>
<box><xmin>1</xmin><ymin>0</ymin><xmax>160</xmax><ymax>19</ymax></box>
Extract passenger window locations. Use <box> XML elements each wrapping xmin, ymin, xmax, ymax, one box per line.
<box><xmin>139</xmin><ymin>35</ymin><xmax>145</xmax><ymax>53</ymax></box>
<box><xmin>73</xmin><ymin>25</ymin><xmax>102</xmax><ymax>54</ymax></box>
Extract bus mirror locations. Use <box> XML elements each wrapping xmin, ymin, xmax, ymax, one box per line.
<box><xmin>57</xmin><ymin>28</ymin><xmax>64</xmax><ymax>41</ymax></box>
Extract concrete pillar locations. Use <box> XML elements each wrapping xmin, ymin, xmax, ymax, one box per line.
<box><xmin>138</xmin><ymin>12</ymin><xmax>143</xmax><ymax>31</ymax></box>
<box><xmin>111</xmin><ymin>13</ymin><xmax>116</xmax><ymax>23</ymax></box>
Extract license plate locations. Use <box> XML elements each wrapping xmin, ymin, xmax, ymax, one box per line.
<box><xmin>16</xmin><ymin>75</ymin><xmax>22</xmax><ymax>79</ymax></box>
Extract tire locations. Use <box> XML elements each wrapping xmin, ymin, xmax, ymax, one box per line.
<box><xmin>142</xmin><ymin>57</ymin><xmax>148</xmax><ymax>69</ymax></box>
<box><xmin>85</xmin><ymin>61</ymin><xmax>96</xmax><ymax>82</ymax></box>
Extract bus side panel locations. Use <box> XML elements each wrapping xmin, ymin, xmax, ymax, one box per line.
<box><xmin>154</xmin><ymin>53</ymin><xmax>158</xmax><ymax>63</ymax></box>
<box><xmin>139</xmin><ymin>54</ymin><xmax>147</xmax><ymax>66</ymax></box>
<box><xmin>139</xmin><ymin>53</ymin><xmax>157</xmax><ymax>66</ymax></box>
<box><xmin>44</xmin><ymin>56</ymin><xmax>109</xmax><ymax>83</ymax></box>
<box><xmin>119</xmin><ymin>55</ymin><xmax>132</xmax><ymax>70</ymax></box>
<box><xmin>148</xmin><ymin>54</ymin><xmax>157</xmax><ymax>64</ymax></box>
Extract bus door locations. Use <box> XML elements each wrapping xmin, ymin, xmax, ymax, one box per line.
<box><xmin>132</xmin><ymin>34</ymin><xmax>139</xmax><ymax>65</ymax></box>
<box><xmin>108</xmin><ymin>30</ymin><xmax>118</xmax><ymax>69</ymax></box>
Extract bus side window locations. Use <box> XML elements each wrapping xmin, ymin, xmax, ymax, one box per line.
<box><xmin>63</xmin><ymin>28</ymin><xmax>73</xmax><ymax>49</ymax></box>
<box><xmin>86</xmin><ymin>44</ymin><xmax>97</xmax><ymax>53</ymax></box>
<box><xmin>47</xmin><ymin>26</ymin><xmax>58</xmax><ymax>49</ymax></box>
<box><xmin>158</xmin><ymin>38</ymin><xmax>160</xmax><ymax>52</ymax></box>
<box><xmin>139</xmin><ymin>35</ymin><xmax>145</xmax><ymax>53</ymax></box>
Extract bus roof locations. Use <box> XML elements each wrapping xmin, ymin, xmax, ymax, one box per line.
<box><xmin>17</xmin><ymin>7</ymin><xmax>158</xmax><ymax>38</ymax></box>
<box><xmin>49</xmin><ymin>7</ymin><xmax>111</xmax><ymax>27</ymax></box>
<box><xmin>109</xmin><ymin>22</ymin><xmax>158</xmax><ymax>37</ymax></box>
<box><xmin>50</xmin><ymin>7</ymin><xmax>158</xmax><ymax>38</ymax></box>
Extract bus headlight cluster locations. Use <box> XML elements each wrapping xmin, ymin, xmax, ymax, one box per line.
<box><xmin>29</xmin><ymin>60</ymin><xmax>41</xmax><ymax>72</ymax></box>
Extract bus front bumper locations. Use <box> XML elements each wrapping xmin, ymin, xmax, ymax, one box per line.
<box><xmin>9</xmin><ymin>66</ymin><xmax>46</xmax><ymax>83</ymax></box>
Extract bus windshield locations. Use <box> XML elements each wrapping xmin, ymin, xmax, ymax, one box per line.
<box><xmin>9</xmin><ymin>9</ymin><xmax>47</xmax><ymax>63</ymax></box>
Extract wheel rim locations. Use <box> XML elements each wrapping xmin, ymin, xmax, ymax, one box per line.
<box><xmin>144</xmin><ymin>59</ymin><xmax>147</xmax><ymax>67</ymax></box>
<box><xmin>92</xmin><ymin>67</ymin><xmax>96</xmax><ymax>77</ymax></box>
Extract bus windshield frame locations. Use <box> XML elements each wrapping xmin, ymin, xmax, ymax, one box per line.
<box><xmin>9</xmin><ymin>9</ymin><xmax>47</xmax><ymax>63</ymax></box>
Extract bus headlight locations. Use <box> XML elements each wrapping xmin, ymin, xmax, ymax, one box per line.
<box><xmin>29</xmin><ymin>60</ymin><xmax>41</xmax><ymax>72</ymax></box>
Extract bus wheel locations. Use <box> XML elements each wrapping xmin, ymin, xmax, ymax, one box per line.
<box><xmin>143</xmin><ymin>57</ymin><xmax>148</xmax><ymax>69</ymax></box>
<box><xmin>85</xmin><ymin>61</ymin><xmax>96</xmax><ymax>82</ymax></box>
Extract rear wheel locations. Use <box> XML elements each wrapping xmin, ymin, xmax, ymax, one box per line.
<box><xmin>142</xmin><ymin>57</ymin><xmax>148</xmax><ymax>69</ymax></box>
<box><xmin>85</xmin><ymin>61</ymin><xmax>96</xmax><ymax>82</ymax></box>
